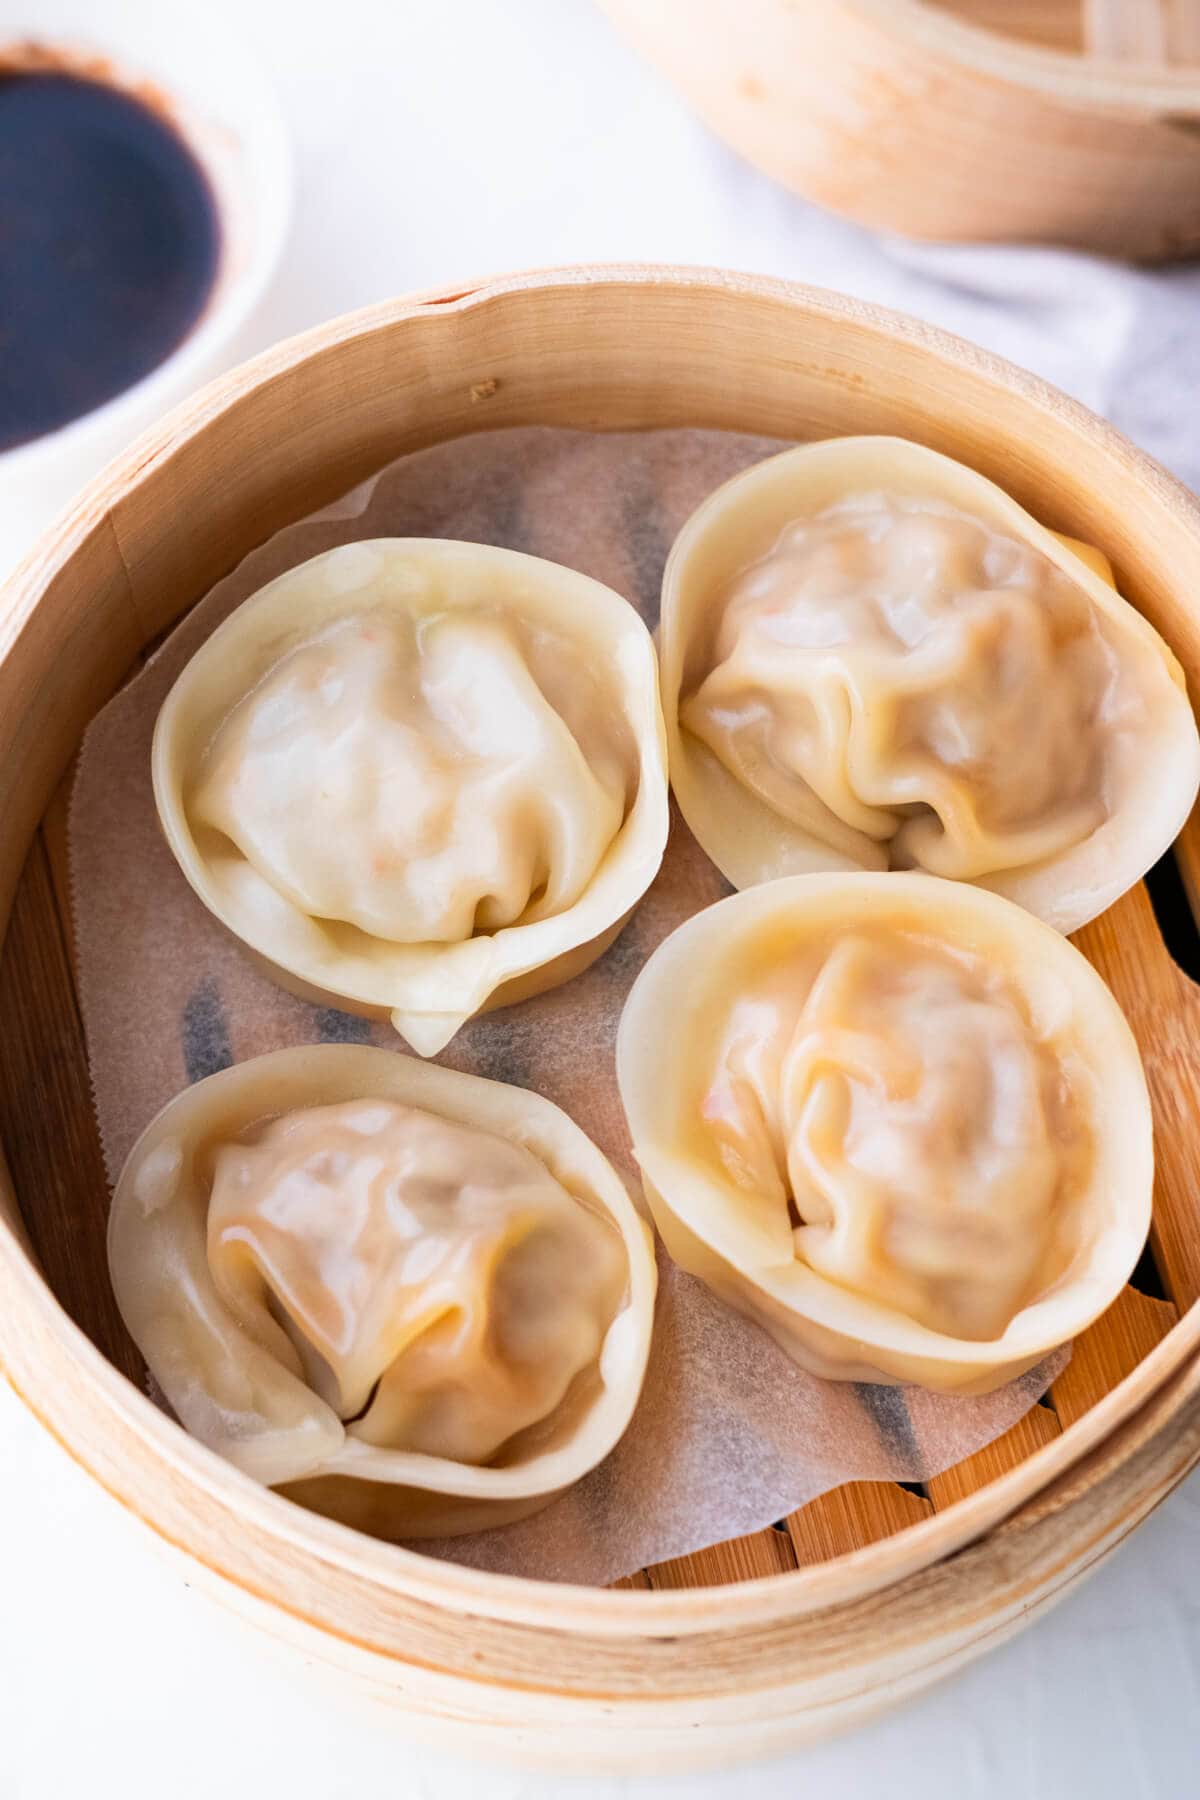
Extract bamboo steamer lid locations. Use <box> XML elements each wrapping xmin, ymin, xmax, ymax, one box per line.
<box><xmin>600</xmin><ymin>1</ymin><xmax>1200</xmax><ymax>260</ymax></box>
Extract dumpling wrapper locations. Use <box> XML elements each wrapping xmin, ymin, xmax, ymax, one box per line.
<box><xmin>108</xmin><ymin>1046</ymin><xmax>657</xmax><ymax>1538</ymax></box>
<box><xmin>153</xmin><ymin>539</ymin><xmax>669</xmax><ymax>1055</ymax></box>
<box><xmin>617</xmin><ymin>873</ymin><xmax>1152</xmax><ymax>1394</ymax></box>
<box><xmin>661</xmin><ymin>437</ymin><xmax>1200</xmax><ymax>933</ymax></box>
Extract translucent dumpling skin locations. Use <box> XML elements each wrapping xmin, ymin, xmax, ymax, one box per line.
<box><xmin>699</xmin><ymin>928</ymin><xmax>1088</xmax><ymax>1345</ymax></box>
<box><xmin>207</xmin><ymin>1098</ymin><xmax>627</xmax><ymax>1464</ymax></box>
<box><xmin>662</xmin><ymin>438</ymin><xmax>1200</xmax><ymax>933</ymax></box>
<box><xmin>107</xmin><ymin>1048</ymin><xmax>656</xmax><ymax>1538</ymax></box>
<box><xmin>684</xmin><ymin>495</ymin><xmax>1118</xmax><ymax>879</ymax></box>
<box><xmin>154</xmin><ymin>540</ymin><xmax>669</xmax><ymax>1055</ymax></box>
<box><xmin>193</xmin><ymin>611</ymin><xmax>629</xmax><ymax>945</ymax></box>
<box><xmin>617</xmin><ymin>873</ymin><xmax>1152</xmax><ymax>1393</ymax></box>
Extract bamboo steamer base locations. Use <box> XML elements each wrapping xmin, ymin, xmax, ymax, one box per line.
<box><xmin>2</xmin><ymin>268</ymin><xmax>1200</xmax><ymax>1771</ymax></box>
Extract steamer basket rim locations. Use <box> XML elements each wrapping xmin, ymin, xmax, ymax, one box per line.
<box><xmin>2</xmin><ymin>260</ymin><xmax>1200</xmax><ymax>1639</ymax></box>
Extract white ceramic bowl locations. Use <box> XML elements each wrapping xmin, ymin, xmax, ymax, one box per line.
<box><xmin>0</xmin><ymin>0</ymin><xmax>291</xmax><ymax>576</ymax></box>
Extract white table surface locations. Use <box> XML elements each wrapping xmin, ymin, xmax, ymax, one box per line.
<box><xmin>4</xmin><ymin>3</ymin><xmax>1200</xmax><ymax>1794</ymax></box>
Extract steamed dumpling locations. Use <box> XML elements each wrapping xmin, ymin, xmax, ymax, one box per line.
<box><xmin>661</xmin><ymin>438</ymin><xmax>1200</xmax><ymax>931</ymax></box>
<box><xmin>193</xmin><ymin>611</ymin><xmax>627</xmax><ymax>945</ymax></box>
<box><xmin>154</xmin><ymin>540</ymin><xmax>668</xmax><ymax>1055</ymax></box>
<box><xmin>108</xmin><ymin>1047</ymin><xmax>656</xmax><ymax>1538</ymax></box>
<box><xmin>686</xmin><ymin>497</ymin><xmax>1111</xmax><ymax>877</ymax></box>
<box><xmin>208</xmin><ymin>1101</ymin><xmax>627</xmax><ymax>1464</ymax></box>
<box><xmin>617</xmin><ymin>873</ymin><xmax>1152</xmax><ymax>1393</ymax></box>
<box><xmin>699</xmin><ymin>929</ymin><xmax>1086</xmax><ymax>1344</ymax></box>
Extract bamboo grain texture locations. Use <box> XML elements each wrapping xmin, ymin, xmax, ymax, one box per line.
<box><xmin>1084</xmin><ymin>0</ymin><xmax>1167</xmax><ymax>62</ymax></box>
<box><xmin>0</xmin><ymin>836</ymin><xmax>143</xmax><ymax>1387</ymax></box>
<box><xmin>1083</xmin><ymin>0</ymin><xmax>1200</xmax><ymax>64</ymax></box>
<box><xmin>931</xmin><ymin>3</ymin><xmax>1082</xmax><ymax>54</ymax></box>
<box><xmin>787</xmin><ymin>1482</ymin><xmax>933</xmax><ymax>1565</ymax></box>
<box><xmin>647</xmin><ymin>1527</ymin><xmax>797</xmax><ymax>1590</ymax></box>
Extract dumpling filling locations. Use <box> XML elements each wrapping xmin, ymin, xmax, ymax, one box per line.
<box><xmin>694</xmin><ymin>924</ymin><xmax>1092</xmax><ymax>1343</ymax></box>
<box><xmin>191</xmin><ymin>608</ymin><xmax>632</xmax><ymax>946</ymax></box>
<box><xmin>682</xmin><ymin>493</ymin><xmax>1130</xmax><ymax>880</ymax></box>
<box><xmin>206</xmin><ymin>1097</ymin><xmax>628</xmax><ymax>1466</ymax></box>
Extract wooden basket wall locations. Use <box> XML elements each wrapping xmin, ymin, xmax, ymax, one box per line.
<box><xmin>599</xmin><ymin>0</ymin><xmax>1200</xmax><ymax>260</ymax></box>
<box><xmin>1</xmin><ymin>267</ymin><xmax>1200</xmax><ymax>1772</ymax></box>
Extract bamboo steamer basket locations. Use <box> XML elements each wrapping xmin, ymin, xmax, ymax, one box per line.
<box><xmin>3</xmin><ymin>266</ymin><xmax>1200</xmax><ymax>1773</ymax></box>
<box><xmin>599</xmin><ymin>0</ymin><xmax>1200</xmax><ymax>260</ymax></box>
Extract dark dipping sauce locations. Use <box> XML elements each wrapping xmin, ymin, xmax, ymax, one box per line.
<box><xmin>0</xmin><ymin>69</ymin><xmax>221</xmax><ymax>451</ymax></box>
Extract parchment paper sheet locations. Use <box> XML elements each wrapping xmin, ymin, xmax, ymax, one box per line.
<box><xmin>71</xmin><ymin>427</ymin><xmax>1063</xmax><ymax>1585</ymax></box>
